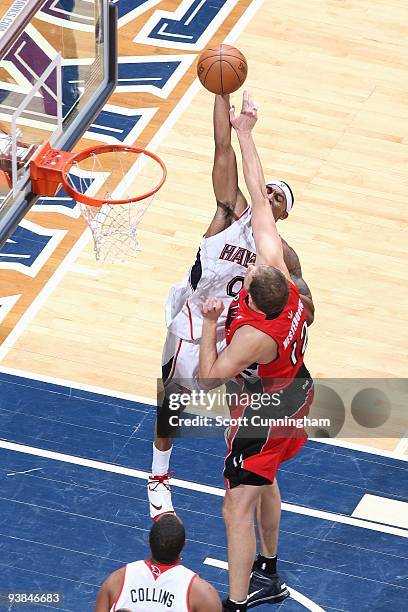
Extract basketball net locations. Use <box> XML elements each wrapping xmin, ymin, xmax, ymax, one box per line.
<box><xmin>30</xmin><ymin>143</ymin><xmax>167</xmax><ymax>263</ymax></box>
<box><xmin>80</xmin><ymin>200</ymin><xmax>149</xmax><ymax>263</ymax></box>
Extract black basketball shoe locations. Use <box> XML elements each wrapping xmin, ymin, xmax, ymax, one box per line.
<box><xmin>223</xmin><ymin>598</ymin><xmax>247</xmax><ymax>611</ymax></box>
<box><xmin>246</xmin><ymin>566</ymin><xmax>289</xmax><ymax>608</ymax></box>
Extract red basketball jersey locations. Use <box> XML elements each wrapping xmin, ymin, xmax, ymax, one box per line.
<box><xmin>225</xmin><ymin>282</ymin><xmax>308</xmax><ymax>389</ymax></box>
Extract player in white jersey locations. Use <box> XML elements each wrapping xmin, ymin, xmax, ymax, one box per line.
<box><xmin>148</xmin><ymin>94</ymin><xmax>314</xmax><ymax>521</ymax></box>
<box><xmin>94</xmin><ymin>515</ymin><xmax>221</xmax><ymax>612</ymax></box>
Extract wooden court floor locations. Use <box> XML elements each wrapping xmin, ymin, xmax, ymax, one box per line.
<box><xmin>1</xmin><ymin>1</ymin><xmax>407</xmax><ymax>454</ymax></box>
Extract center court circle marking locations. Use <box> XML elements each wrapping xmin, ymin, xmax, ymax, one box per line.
<box><xmin>204</xmin><ymin>558</ymin><xmax>325</xmax><ymax>611</ymax></box>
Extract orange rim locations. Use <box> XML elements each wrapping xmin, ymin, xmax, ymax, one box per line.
<box><xmin>61</xmin><ymin>144</ymin><xmax>167</xmax><ymax>206</ymax></box>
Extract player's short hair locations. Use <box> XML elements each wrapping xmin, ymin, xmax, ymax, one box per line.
<box><xmin>249</xmin><ymin>266</ymin><xmax>289</xmax><ymax>316</ymax></box>
<box><xmin>149</xmin><ymin>514</ymin><xmax>185</xmax><ymax>564</ymax></box>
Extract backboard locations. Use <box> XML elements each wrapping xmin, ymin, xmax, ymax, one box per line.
<box><xmin>0</xmin><ymin>0</ymin><xmax>117</xmax><ymax>248</ymax></box>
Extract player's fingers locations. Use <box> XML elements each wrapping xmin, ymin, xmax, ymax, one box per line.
<box><xmin>242</xmin><ymin>89</ymin><xmax>249</xmax><ymax>111</ymax></box>
<box><xmin>246</xmin><ymin>91</ymin><xmax>256</xmax><ymax>111</ymax></box>
<box><xmin>229</xmin><ymin>105</ymin><xmax>236</xmax><ymax>122</ymax></box>
<box><xmin>212</xmin><ymin>298</ymin><xmax>219</xmax><ymax>310</ymax></box>
<box><xmin>202</xmin><ymin>298</ymin><xmax>212</xmax><ymax>313</ymax></box>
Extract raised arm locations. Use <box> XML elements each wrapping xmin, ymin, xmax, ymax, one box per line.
<box><xmin>205</xmin><ymin>95</ymin><xmax>247</xmax><ymax>237</ymax></box>
<box><xmin>230</xmin><ymin>92</ymin><xmax>289</xmax><ymax>278</ymax></box>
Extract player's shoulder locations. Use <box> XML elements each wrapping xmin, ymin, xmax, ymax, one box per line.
<box><xmin>189</xmin><ymin>575</ymin><xmax>222</xmax><ymax>612</ymax></box>
<box><xmin>204</xmin><ymin>200</ymin><xmax>251</xmax><ymax>239</ymax></box>
<box><xmin>234</xmin><ymin>322</ymin><xmax>278</xmax><ymax>349</ymax></box>
<box><xmin>95</xmin><ymin>566</ymin><xmax>126</xmax><ymax>612</ymax></box>
<box><xmin>103</xmin><ymin>566</ymin><xmax>126</xmax><ymax>595</ymax></box>
<box><xmin>110</xmin><ymin>566</ymin><xmax>126</xmax><ymax>583</ymax></box>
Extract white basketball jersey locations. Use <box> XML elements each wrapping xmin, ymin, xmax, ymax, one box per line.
<box><xmin>166</xmin><ymin>207</ymin><xmax>255</xmax><ymax>340</ymax></box>
<box><xmin>111</xmin><ymin>560</ymin><xmax>196</xmax><ymax>612</ymax></box>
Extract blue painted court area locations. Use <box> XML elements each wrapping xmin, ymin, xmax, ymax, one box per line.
<box><xmin>0</xmin><ymin>372</ymin><xmax>407</xmax><ymax>611</ymax></box>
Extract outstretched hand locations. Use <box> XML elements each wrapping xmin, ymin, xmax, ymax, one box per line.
<box><xmin>229</xmin><ymin>90</ymin><xmax>258</xmax><ymax>132</ymax></box>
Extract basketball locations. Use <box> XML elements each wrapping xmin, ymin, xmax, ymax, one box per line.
<box><xmin>197</xmin><ymin>44</ymin><xmax>248</xmax><ymax>94</ymax></box>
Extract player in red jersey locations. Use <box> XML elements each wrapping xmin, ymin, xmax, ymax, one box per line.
<box><xmin>199</xmin><ymin>92</ymin><xmax>314</xmax><ymax>612</ymax></box>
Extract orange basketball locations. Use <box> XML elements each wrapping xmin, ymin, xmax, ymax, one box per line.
<box><xmin>197</xmin><ymin>44</ymin><xmax>248</xmax><ymax>95</ymax></box>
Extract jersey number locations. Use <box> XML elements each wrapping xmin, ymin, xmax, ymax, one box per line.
<box><xmin>227</xmin><ymin>275</ymin><xmax>244</xmax><ymax>297</ymax></box>
<box><xmin>290</xmin><ymin>321</ymin><xmax>308</xmax><ymax>366</ymax></box>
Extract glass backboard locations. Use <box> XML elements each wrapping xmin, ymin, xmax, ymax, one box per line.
<box><xmin>0</xmin><ymin>0</ymin><xmax>117</xmax><ymax>247</ymax></box>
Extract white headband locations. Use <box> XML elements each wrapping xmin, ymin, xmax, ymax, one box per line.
<box><xmin>266</xmin><ymin>180</ymin><xmax>294</xmax><ymax>213</ymax></box>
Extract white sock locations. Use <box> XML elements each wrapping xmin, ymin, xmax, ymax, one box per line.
<box><xmin>151</xmin><ymin>443</ymin><xmax>172</xmax><ymax>476</ymax></box>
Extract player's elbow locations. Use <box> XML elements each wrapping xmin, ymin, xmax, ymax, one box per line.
<box><xmin>198</xmin><ymin>365</ymin><xmax>223</xmax><ymax>390</ymax></box>
<box><xmin>214</xmin><ymin>141</ymin><xmax>233</xmax><ymax>156</ymax></box>
<box><xmin>306</xmin><ymin>309</ymin><xmax>315</xmax><ymax>326</ymax></box>
<box><xmin>301</xmin><ymin>297</ymin><xmax>315</xmax><ymax>325</ymax></box>
<box><xmin>198</xmin><ymin>376</ymin><xmax>218</xmax><ymax>391</ymax></box>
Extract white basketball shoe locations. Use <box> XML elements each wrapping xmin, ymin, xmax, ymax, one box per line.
<box><xmin>148</xmin><ymin>473</ymin><xmax>175</xmax><ymax>521</ymax></box>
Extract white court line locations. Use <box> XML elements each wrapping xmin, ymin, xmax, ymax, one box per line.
<box><xmin>352</xmin><ymin>494</ymin><xmax>408</xmax><ymax>530</ymax></box>
<box><xmin>309</xmin><ymin>437</ymin><xmax>408</xmax><ymax>462</ymax></box>
<box><xmin>204</xmin><ymin>558</ymin><xmax>325</xmax><ymax>612</ymax></box>
<box><xmin>0</xmin><ymin>365</ymin><xmax>407</xmax><ymax>462</ymax></box>
<box><xmin>7</xmin><ymin>467</ymin><xmax>43</xmax><ymax>476</ymax></box>
<box><xmin>118</xmin><ymin>0</ymin><xmax>163</xmax><ymax>29</ymax></box>
<box><xmin>0</xmin><ymin>439</ymin><xmax>407</xmax><ymax>539</ymax></box>
<box><xmin>393</xmin><ymin>435</ymin><xmax>408</xmax><ymax>458</ymax></box>
<box><xmin>1</xmin><ymin>365</ymin><xmax>407</xmax><ymax>463</ymax></box>
<box><xmin>185</xmin><ymin>0</ymin><xmax>206</xmax><ymax>27</ymax></box>
<box><xmin>0</xmin><ymin>366</ymin><xmax>156</xmax><ymax>407</ymax></box>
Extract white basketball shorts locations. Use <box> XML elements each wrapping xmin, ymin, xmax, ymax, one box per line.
<box><xmin>162</xmin><ymin>330</ymin><xmax>226</xmax><ymax>393</ymax></box>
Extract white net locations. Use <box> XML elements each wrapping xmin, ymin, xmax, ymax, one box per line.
<box><xmin>78</xmin><ymin>199</ymin><xmax>153</xmax><ymax>262</ymax></box>
<box><xmin>65</xmin><ymin>148</ymin><xmax>165</xmax><ymax>262</ymax></box>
